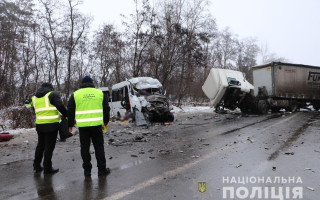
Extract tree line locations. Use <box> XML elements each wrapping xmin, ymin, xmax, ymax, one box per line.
<box><xmin>0</xmin><ymin>0</ymin><xmax>286</xmax><ymax>108</ymax></box>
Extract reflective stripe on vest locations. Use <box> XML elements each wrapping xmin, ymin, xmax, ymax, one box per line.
<box><xmin>74</xmin><ymin>88</ymin><xmax>104</xmax><ymax>127</ymax></box>
<box><xmin>32</xmin><ymin>92</ymin><xmax>59</xmax><ymax>124</ymax></box>
<box><xmin>76</xmin><ymin>109</ymin><xmax>103</xmax><ymax>115</ymax></box>
<box><xmin>76</xmin><ymin>117</ymin><xmax>103</xmax><ymax>123</ymax></box>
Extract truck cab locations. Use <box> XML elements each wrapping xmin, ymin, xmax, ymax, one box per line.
<box><xmin>202</xmin><ymin>68</ymin><xmax>254</xmax><ymax>111</ymax></box>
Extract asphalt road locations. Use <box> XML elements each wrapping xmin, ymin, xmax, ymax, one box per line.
<box><xmin>1</xmin><ymin>111</ymin><xmax>319</xmax><ymax>200</ymax></box>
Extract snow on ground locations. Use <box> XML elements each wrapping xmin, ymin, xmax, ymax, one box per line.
<box><xmin>172</xmin><ymin>105</ymin><xmax>213</xmax><ymax>114</ymax></box>
<box><xmin>6</xmin><ymin>128</ymin><xmax>36</xmax><ymax>135</ymax></box>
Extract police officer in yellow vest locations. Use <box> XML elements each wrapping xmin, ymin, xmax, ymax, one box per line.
<box><xmin>24</xmin><ymin>95</ymin><xmax>32</xmax><ymax>108</ymax></box>
<box><xmin>31</xmin><ymin>83</ymin><xmax>67</xmax><ymax>174</ymax></box>
<box><xmin>67</xmin><ymin>76</ymin><xmax>110</xmax><ymax>177</ymax></box>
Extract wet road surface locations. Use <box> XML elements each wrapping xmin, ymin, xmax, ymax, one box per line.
<box><xmin>1</xmin><ymin>111</ymin><xmax>319</xmax><ymax>199</ymax></box>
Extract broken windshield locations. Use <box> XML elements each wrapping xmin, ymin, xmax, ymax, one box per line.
<box><xmin>136</xmin><ymin>87</ymin><xmax>163</xmax><ymax>96</ymax></box>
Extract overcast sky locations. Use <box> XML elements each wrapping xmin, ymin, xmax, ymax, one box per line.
<box><xmin>79</xmin><ymin>0</ymin><xmax>320</xmax><ymax>66</ymax></box>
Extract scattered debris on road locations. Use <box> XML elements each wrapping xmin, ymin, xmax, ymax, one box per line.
<box><xmin>134</xmin><ymin>135</ymin><xmax>146</xmax><ymax>142</ymax></box>
<box><xmin>284</xmin><ymin>152</ymin><xmax>295</xmax><ymax>155</ymax></box>
<box><xmin>159</xmin><ymin>150</ymin><xmax>170</xmax><ymax>155</ymax></box>
<box><xmin>191</xmin><ymin>155</ymin><xmax>200</xmax><ymax>158</ymax></box>
<box><xmin>235</xmin><ymin>163</ymin><xmax>242</xmax><ymax>168</ymax></box>
<box><xmin>247</xmin><ymin>137</ymin><xmax>254</xmax><ymax>143</ymax></box>
<box><xmin>307</xmin><ymin>187</ymin><xmax>315</xmax><ymax>191</ymax></box>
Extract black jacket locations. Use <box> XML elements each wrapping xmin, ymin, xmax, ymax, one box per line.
<box><xmin>67</xmin><ymin>82</ymin><xmax>110</xmax><ymax>127</ymax></box>
<box><xmin>34</xmin><ymin>86</ymin><xmax>67</xmax><ymax>133</ymax></box>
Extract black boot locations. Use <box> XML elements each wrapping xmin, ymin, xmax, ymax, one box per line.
<box><xmin>44</xmin><ymin>167</ymin><xmax>59</xmax><ymax>174</ymax></box>
<box><xmin>84</xmin><ymin>170</ymin><xmax>91</xmax><ymax>177</ymax></box>
<box><xmin>98</xmin><ymin>168</ymin><xmax>110</xmax><ymax>176</ymax></box>
<box><xmin>34</xmin><ymin>166</ymin><xmax>43</xmax><ymax>173</ymax></box>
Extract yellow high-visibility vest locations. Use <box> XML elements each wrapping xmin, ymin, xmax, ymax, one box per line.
<box><xmin>32</xmin><ymin>92</ymin><xmax>59</xmax><ymax>124</ymax></box>
<box><xmin>74</xmin><ymin>88</ymin><xmax>103</xmax><ymax>127</ymax></box>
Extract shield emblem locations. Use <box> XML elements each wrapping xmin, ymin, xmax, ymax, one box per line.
<box><xmin>198</xmin><ymin>182</ymin><xmax>206</xmax><ymax>193</ymax></box>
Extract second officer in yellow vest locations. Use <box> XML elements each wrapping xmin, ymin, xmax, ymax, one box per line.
<box><xmin>67</xmin><ymin>76</ymin><xmax>110</xmax><ymax>177</ymax></box>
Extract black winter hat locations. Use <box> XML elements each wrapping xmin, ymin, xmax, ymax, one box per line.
<box><xmin>82</xmin><ymin>76</ymin><xmax>93</xmax><ymax>83</ymax></box>
<box><xmin>42</xmin><ymin>82</ymin><xmax>54</xmax><ymax>89</ymax></box>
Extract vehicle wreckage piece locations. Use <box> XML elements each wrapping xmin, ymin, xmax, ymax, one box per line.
<box><xmin>102</xmin><ymin>77</ymin><xmax>174</xmax><ymax>124</ymax></box>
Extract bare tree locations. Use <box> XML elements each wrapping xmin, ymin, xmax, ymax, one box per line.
<box><xmin>39</xmin><ymin>0</ymin><xmax>64</xmax><ymax>90</ymax></box>
<box><xmin>0</xmin><ymin>0</ymin><xmax>37</xmax><ymax>107</ymax></box>
<box><xmin>151</xmin><ymin>0</ymin><xmax>184</xmax><ymax>87</ymax></box>
<box><xmin>175</xmin><ymin>0</ymin><xmax>214</xmax><ymax>105</ymax></box>
<box><xmin>92</xmin><ymin>24</ymin><xmax>127</xmax><ymax>87</ymax></box>
<box><xmin>64</xmin><ymin>0</ymin><xmax>91</xmax><ymax>99</ymax></box>
<box><xmin>122</xmin><ymin>0</ymin><xmax>155</xmax><ymax>77</ymax></box>
<box><xmin>72</xmin><ymin>36</ymin><xmax>91</xmax><ymax>83</ymax></box>
<box><xmin>236</xmin><ymin>37</ymin><xmax>259</xmax><ymax>82</ymax></box>
<box><xmin>219</xmin><ymin>27</ymin><xmax>238</xmax><ymax>69</ymax></box>
<box><xmin>259</xmin><ymin>42</ymin><xmax>289</xmax><ymax>64</ymax></box>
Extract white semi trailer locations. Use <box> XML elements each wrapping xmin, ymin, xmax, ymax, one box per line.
<box><xmin>202</xmin><ymin>62</ymin><xmax>320</xmax><ymax>114</ymax></box>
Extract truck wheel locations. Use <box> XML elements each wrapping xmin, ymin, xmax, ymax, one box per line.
<box><xmin>258</xmin><ymin>100</ymin><xmax>268</xmax><ymax>114</ymax></box>
<box><xmin>313</xmin><ymin>103</ymin><xmax>320</xmax><ymax>111</ymax></box>
<box><xmin>165</xmin><ymin>112</ymin><xmax>174</xmax><ymax>122</ymax></box>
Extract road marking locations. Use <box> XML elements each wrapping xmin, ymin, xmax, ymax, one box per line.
<box><xmin>102</xmin><ymin>147</ymin><xmax>230</xmax><ymax>200</ymax></box>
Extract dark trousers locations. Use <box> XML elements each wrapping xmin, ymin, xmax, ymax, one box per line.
<box><xmin>79</xmin><ymin>125</ymin><xmax>106</xmax><ymax>172</ymax></box>
<box><xmin>34</xmin><ymin>130</ymin><xmax>58</xmax><ymax>170</ymax></box>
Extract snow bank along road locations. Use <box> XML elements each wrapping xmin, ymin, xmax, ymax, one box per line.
<box><xmin>0</xmin><ymin>111</ymin><xmax>319</xmax><ymax>200</ymax></box>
